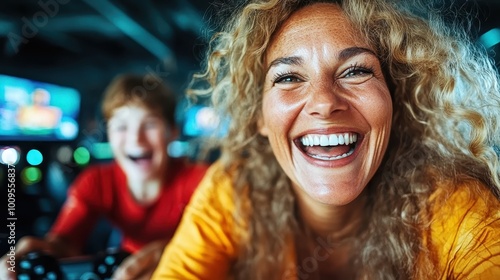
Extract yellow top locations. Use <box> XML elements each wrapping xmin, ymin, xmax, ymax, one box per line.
<box><xmin>423</xmin><ymin>178</ymin><xmax>500</xmax><ymax>279</ymax></box>
<box><xmin>152</xmin><ymin>162</ymin><xmax>500</xmax><ymax>279</ymax></box>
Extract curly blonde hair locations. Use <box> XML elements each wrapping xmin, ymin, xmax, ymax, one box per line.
<box><xmin>189</xmin><ymin>0</ymin><xmax>500</xmax><ymax>279</ymax></box>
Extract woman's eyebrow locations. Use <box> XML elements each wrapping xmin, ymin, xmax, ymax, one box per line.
<box><xmin>266</xmin><ymin>47</ymin><xmax>376</xmax><ymax>72</ymax></box>
<box><xmin>267</xmin><ymin>56</ymin><xmax>303</xmax><ymax>72</ymax></box>
<box><xmin>338</xmin><ymin>46</ymin><xmax>377</xmax><ymax>61</ymax></box>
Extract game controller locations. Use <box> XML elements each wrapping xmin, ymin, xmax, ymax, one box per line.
<box><xmin>17</xmin><ymin>248</ymin><xmax>130</xmax><ymax>280</ymax></box>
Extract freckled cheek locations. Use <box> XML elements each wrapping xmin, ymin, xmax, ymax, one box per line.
<box><xmin>359</xmin><ymin>86</ymin><xmax>392</xmax><ymax>124</ymax></box>
<box><xmin>367</xmin><ymin>91</ymin><xmax>393</xmax><ymax>150</ymax></box>
<box><xmin>262</xmin><ymin>92</ymin><xmax>303</xmax><ymax>133</ymax></box>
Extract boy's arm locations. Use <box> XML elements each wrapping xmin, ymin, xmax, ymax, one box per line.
<box><xmin>48</xmin><ymin>166</ymin><xmax>104</xmax><ymax>253</ymax></box>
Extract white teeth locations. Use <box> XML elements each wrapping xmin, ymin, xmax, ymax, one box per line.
<box><xmin>310</xmin><ymin>148</ymin><xmax>355</xmax><ymax>161</ymax></box>
<box><xmin>329</xmin><ymin>134</ymin><xmax>338</xmax><ymax>146</ymax></box>
<box><xmin>320</xmin><ymin>135</ymin><xmax>329</xmax><ymax>146</ymax></box>
<box><xmin>300</xmin><ymin>132</ymin><xmax>358</xmax><ymax>147</ymax></box>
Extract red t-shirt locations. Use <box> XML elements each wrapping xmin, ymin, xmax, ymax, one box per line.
<box><xmin>49</xmin><ymin>159</ymin><xmax>208</xmax><ymax>253</ymax></box>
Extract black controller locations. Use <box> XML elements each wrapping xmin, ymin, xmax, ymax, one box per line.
<box><xmin>17</xmin><ymin>248</ymin><xmax>130</xmax><ymax>280</ymax></box>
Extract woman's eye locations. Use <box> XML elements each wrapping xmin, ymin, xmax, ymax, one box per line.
<box><xmin>343</xmin><ymin>66</ymin><xmax>374</xmax><ymax>79</ymax></box>
<box><xmin>273</xmin><ymin>73</ymin><xmax>302</xmax><ymax>84</ymax></box>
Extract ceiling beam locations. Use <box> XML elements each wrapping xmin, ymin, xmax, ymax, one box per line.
<box><xmin>81</xmin><ymin>0</ymin><xmax>176</xmax><ymax>67</ymax></box>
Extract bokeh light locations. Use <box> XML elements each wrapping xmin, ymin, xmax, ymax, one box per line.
<box><xmin>21</xmin><ymin>166</ymin><xmax>42</xmax><ymax>185</ymax></box>
<box><xmin>195</xmin><ymin>107</ymin><xmax>220</xmax><ymax>131</ymax></box>
<box><xmin>1</xmin><ymin>147</ymin><xmax>20</xmax><ymax>165</ymax></box>
<box><xmin>168</xmin><ymin>140</ymin><xmax>190</xmax><ymax>158</ymax></box>
<box><xmin>479</xmin><ymin>28</ymin><xmax>500</xmax><ymax>49</ymax></box>
<box><xmin>58</xmin><ymin>118</ymin><xmax>79</xmax><ymax>140</ymax></box>
<box><xmin>91</xmin><ymin>142</ymin><xmax>114</xmax><ymax>160</ymax></box>
<box><xmin>26</xmin><ymin>149</ymin><xmax>43</xmax><ymax>166</ymax></box>
<box><xmin>74</xmin><ymin>146</ymin><xmax>90</xmax><ymax>166</ymax></box>
<box><xmin>56</xmin><ymin>145</ymin><xmax>73</xmax><ymax>164</ymax></box>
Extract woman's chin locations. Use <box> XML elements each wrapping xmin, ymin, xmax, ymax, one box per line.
<box><xmin>294</xmin><ymin>180</ymin><xmax>366</xmax><ymax>206</ymax></box>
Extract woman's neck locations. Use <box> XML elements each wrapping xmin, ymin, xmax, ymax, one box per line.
<box><xmin>293</xmin><ymin>189</ymin><xmax>368</xmax><ymax>279</ymax></box>
<box><xmin>294</xmin><ymin>188</ymin><xmax>368</xmax><ymax>243</ymax></box>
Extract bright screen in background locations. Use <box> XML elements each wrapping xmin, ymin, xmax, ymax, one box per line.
<box><xmin>183</xmin><ymin>105</ymin><xmax>224</xmax><ymax>138</ymax></box>
<box><xmin>0</xmin><ymin>74</ymin><xmax>80</xmax><ymax>141</ymax></box>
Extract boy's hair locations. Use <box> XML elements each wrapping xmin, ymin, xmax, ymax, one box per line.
<box><xmin>101</xmin><ymin>73</ymin><xmax>177</xmax><ymax>127</ymax></box>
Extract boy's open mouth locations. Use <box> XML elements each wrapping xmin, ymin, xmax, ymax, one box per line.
<box><xmin>127</xmin><ymin>152</ymin><xmax>153</xmax><ymax>163</ymax></box>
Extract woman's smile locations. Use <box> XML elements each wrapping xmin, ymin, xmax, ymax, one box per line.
<box><xmin>296</xmin><ymin>132</ymin><xmax>359</xmax><ymax>160</ymax></box>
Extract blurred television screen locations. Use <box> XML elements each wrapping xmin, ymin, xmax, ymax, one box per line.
<box><xmin>0</xmin><ymin>74</ymin><xmax>80</xmax><ymax>141</ymax></box>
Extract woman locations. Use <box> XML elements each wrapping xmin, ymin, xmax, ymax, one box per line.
<box><xmin>152</xmin><ymin>0</ymin><xmax>500</xmax><ymax>279</ymax></box>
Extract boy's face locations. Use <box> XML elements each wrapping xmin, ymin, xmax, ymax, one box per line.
<box><xmin>107</xmin><ymin>104</ymin><xmax>175</xmax><ymax>181</ymax></box>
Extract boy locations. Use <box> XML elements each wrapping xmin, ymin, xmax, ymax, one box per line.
<box><xmin>1</xmin><ymin>74</ymin><xmax>208</xmax><ymax>280</ymax></box>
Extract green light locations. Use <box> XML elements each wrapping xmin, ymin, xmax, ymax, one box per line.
<box><xmin>74</xmin><ymin>147</ymin><xmax>90</xmax><ymax>166</ymax></box>
<box><xmin>26</xmin><ymin>149</ymin><xmax>43</xmax><ymax>166</ymax></box>
<box><xmin>22</xmin><ymin>167</ymin><xmax>42</xmax><ymax>185</ymax></box>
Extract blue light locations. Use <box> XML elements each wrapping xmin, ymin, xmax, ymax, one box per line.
<box><xmin>478</xmin><ymin>28</ymin><xmax>500</xmax><ymax>49</ymax></box>
<box><xmin>26</xmin><ymin>149</ymin><xmax>43</xmax><ymax>166</ymax></box>
<box><xmin>168</xmin><ymin>140</ymin><xmax>190</xmax><ymax>158</ymax></box>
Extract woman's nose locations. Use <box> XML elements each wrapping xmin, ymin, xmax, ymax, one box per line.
<box><xmin>304</xmin><ymin>82</ymin><xmax>349</xmax><ymax>118</ymax></box>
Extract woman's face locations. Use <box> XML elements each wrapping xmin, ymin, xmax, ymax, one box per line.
<box><xmin>260</xmin><ymin>3</ymin><xmax>392</xmax><ymax>205</ymax></box>
<box><xmin>107</xmin><ymin>104</ymin><xmax>175</xmax><ymax>181</ymax></box>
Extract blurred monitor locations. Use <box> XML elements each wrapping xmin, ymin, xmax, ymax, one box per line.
<box><xmin>0</xmin><ymin>74</ymin><xmax>80</xmax><ymax>141</ymax></box>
